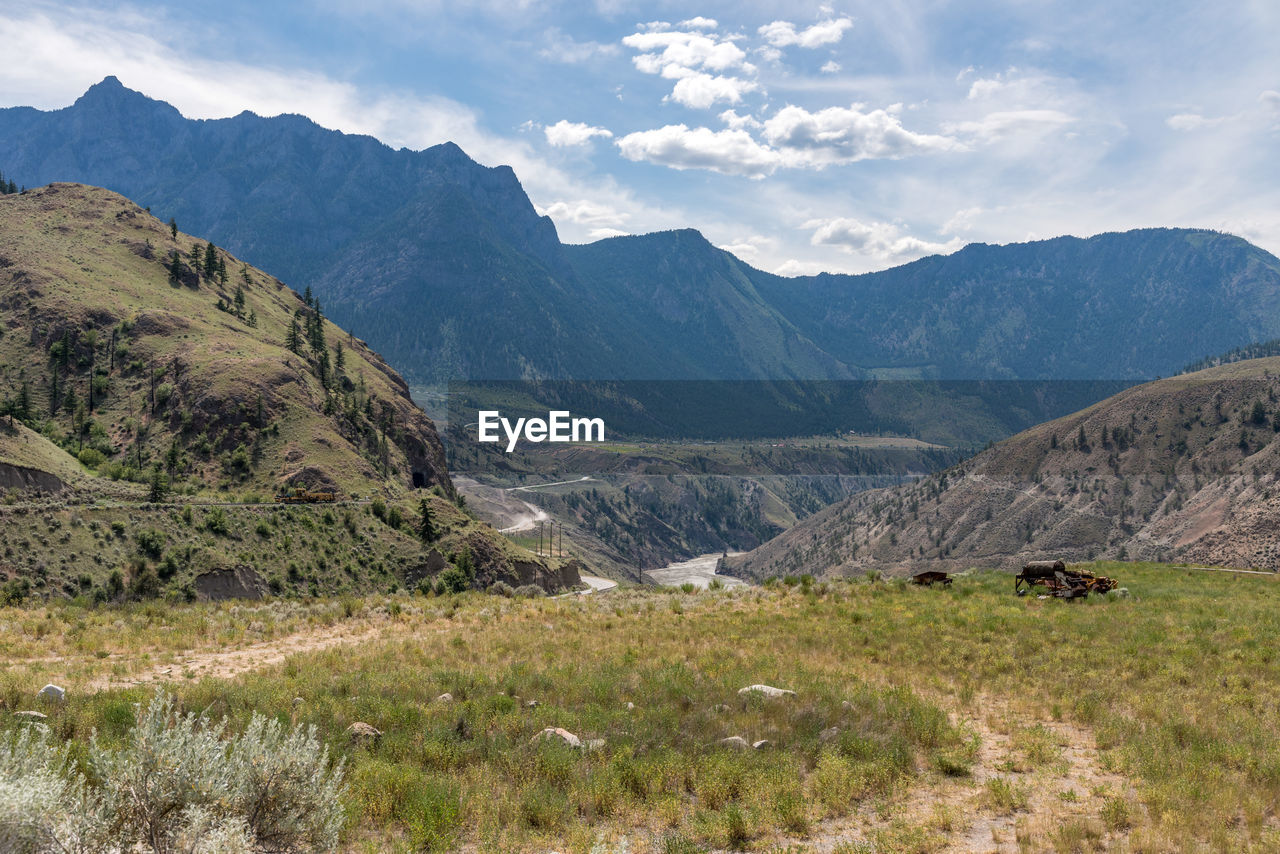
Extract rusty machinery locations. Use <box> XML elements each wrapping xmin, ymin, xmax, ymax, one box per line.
<box><xmin>1015</xmin><ymin>560</ymin><xmax>1117</xmax><ymax>599</ymax></box>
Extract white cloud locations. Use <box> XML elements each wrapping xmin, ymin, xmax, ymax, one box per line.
<box><xmin>544</xmin><ymin>119</ymin><xmax>613</xmax><ymax>146</ymax></box>
<box><xmin>772</xmin><ymin>258</ymin><xmax>830</xmax><ymax>276</ymax></box>
<box><xmin>943</xmin><ymin>110</ymin><xmax>1075</xmax><ymax>142</ymax></box>
<box><xmin>718</xmin><ymin>109</ymin><xmax>761</xmax><ymax>130</ymax></box>
<box><xmin>537</xmin><ymin>199</ymin><xmax>629</xmax><ymax>227</ymax></box>
<box><xmin>618</xmin><ymin>100</ymin><xmax>957</xmax><ymax>177</ymax></box>
<box><xmin>756</xmin><ymin>45</ymin><xmax>783</xmax><ymax>64</ymax></box>
<box><xmin>668</xmin><ymin>72</ymin><xmax>757</xmax><ymax>108</ymax></box>
<box><xmin>1165</xmin><ymin>112</ymin><xmax>1229</xmax><ymax>131</ymax></box>
<box><xmin>588</xmin><ymin>227</ymin><xmax>630</xmax><ymax>240</ymax></box>
<box><xmin>762</xmin><ymin>104</ymin><xmax>958</xmax><ymax>165</ymax></box>
<box><xmin>942</xmin><ymin>206</ymin><xmax>984</xmax><ymax>234</ymax></box>
<box><xmin>967</xmin><ymin>77</ymin><xmax>1006</xmax><ymax>100</ymax></box>
<box><xmin>820</xmin><ymin>60</ymin><xmax>841</xmax><ymax>74</ymax></box>
<box><xmin>678</xmin><ymin>17</ymin><xmax>718</xmax><ymax>30</ymax></box>
<box><xmin>623</xmin><ymin>30</ymin><xmax>751</xmax><ymax>74</ymax></box>
<box><xmin>805</xmin><ymin>216</ymin><xmax>962</xmax><ymax>262</ymax></box>
<box><xmin>1262</xmin><ymin>90</ymin><xmax>1280</xmax><ymax>113</ymax></box>
<box><xmin>616</xmin><ymin>124</ymin><xmax>779</xmax><ymax>178</ymax></box>
<box><xmin>758</xmin><ymin>18</ymin><xmax>853</xmax><ymax>49</ymax></box>
<box><xmin>537</xmin><ymin>28</ymin><xmax>619</xmax><ymax>63</ymax></box>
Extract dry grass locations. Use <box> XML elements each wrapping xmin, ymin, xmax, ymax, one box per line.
<box><xmin>1</xmin><ymin>563</ymin><xmax>1279</xmax><ymax>851</ymax></box>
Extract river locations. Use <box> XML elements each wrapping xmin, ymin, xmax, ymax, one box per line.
<box><xmin>642</xmin><ymin>553</ymin><xmax>748</xmax><ymax>589</ymax></box>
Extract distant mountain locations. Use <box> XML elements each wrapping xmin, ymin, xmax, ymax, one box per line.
<box><xmin>728</xmin><ymin>357</ymin><xmax>1280</xmax><ymax>578</ymax></box>
<box><xmin>4</xmin><ymin>78</ymin><xmax>1280</xmax><ymax>383</ymax></box>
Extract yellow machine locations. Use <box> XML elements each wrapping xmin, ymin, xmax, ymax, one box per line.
<box><xmin>274</xmin><ymin>486</ymin><xmax>337</xmax><ymax>504</ymax></box>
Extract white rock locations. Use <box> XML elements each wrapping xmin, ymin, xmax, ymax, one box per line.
<box><xmin>584</xmin><ymin>738</ymin><xmax>606</xmax><ymax>751</ymax></box>
<box><xmin>840</xmin><ymin>700</ymin><xmax>853</xmax><ymax>711</ymax></box>
<box><xmin>819</xmin><ymin>726</ymin><xmax>840</xmax><ymax>742</ymax></box>
<box><xmin>532</xmin><ymin>727</ymin><xmax>581</xmax><ymax>748</ymax></box>
<box><xmin>37</xmin><ymin>684</ymin><xmax>65</xmax><ymax>703</ymax></box>
<box><xmin>526</xmin><ymin>700</ymin><xmax>540</xmax><ymax>708</ymax></box>
<box><xmin>436</xmin><ymin>693</ymin><xmax>454</xmax><ymax>703</ymax></box>
<box><xmin>718</xmin><ymin>736</ymin><xmax>751</xmax><ymax>751</ymax></box>
<box><xmin>738</xmin><ymin>684</ymin><xmax>796</xmax><ymax>698</ymax></box>
<box><xmin>346</xmin><ymin>722</ymin><xmax>382</xmax><ymax>747</ymax></box>
<box><xmin>626</xmin><ymin>702</ymin><xmax>635</xmax><ymax>711</ymax></box>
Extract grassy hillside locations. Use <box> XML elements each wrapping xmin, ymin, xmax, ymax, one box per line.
<box><xmin>0</xmin><ymin>183</ymin><xmax>576</xmax><ymax>599</ymax></box>
<box><xmin>4</xmin><ymin>565</ymin><xmax>1279</xmax><ymax>851</ymax></box>
<box><xmin>732</xmin><ymin>357</ymin><xmax>1280</xmax><ymax>579</ymax></box>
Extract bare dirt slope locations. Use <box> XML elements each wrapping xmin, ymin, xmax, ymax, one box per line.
<box><xmin>733</xmin><ymin>358</ymin><xmax>1280</xmax><ymax>579</ymax></box>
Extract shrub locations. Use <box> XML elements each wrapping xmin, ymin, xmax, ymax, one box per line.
<box><xmin>0</xmin><ymin>577</ymin><xmax>30</xmax><ymax>606</ymax></box>
<box><xmin>370</xmin><ymin>499</ymin><xmax>386</xmax><ymax>521</ymax></box>
<box><xmin>486</xmin><ymin>581</ymin><xmax>514</xmax><ymax>597</ymax></box>
<box><xmin>513</xmin><ymin>584</ymin><xmax>546</xmax><ymax>599</ymax></box>
<box><xmin>135</xmin><ymin>529</ymin><xmax>165</xmax><ymax>559</ymax></box>
<box><xmin>77</xmin><ymin>448</ymin><xmax>106</xmax><ymax>469</ymax></box>
<box><xmin>88</xmin><ymin>692</ymin><xmax>346</xmax><ymax>852</ymax></box>
<box><xmin>0</xmin><ymin>725</ymin><xmax>108</xmax><ymax>853</ymax></box>
<box><xmin>386</xmin><ymin>506</ymin><xmax>403</xmax><ymax>530</ymax></box>
<box><xmin>438</xmin><ymin>564</ymin><xmax>470</xmax><ymax>594</ymax></box>
<box><xmin>205</xmin><ymin>508</ymin><xmax>229</xmax><ymax>536</ymax></box>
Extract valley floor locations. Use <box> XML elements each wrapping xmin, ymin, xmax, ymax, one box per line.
<box><xmin>2</xmin><ymin>564</ymin><xmax>1278</xmax><ymax>852</ymax></box>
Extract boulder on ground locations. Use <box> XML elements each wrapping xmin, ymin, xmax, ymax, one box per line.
<box><xmin>752</xmin><ymin>739</ymin><xmax>772</xmax><ymax>750</ymax></box>
<box><xmin>436</xmin><ymin>693</ymin><xmax>454</xmax><ymax>703</ymax></box>
<box><xmin>718</xmin><ymin>736</ymin><xmax>751</xmax><ymax>751</ymax></box>
<box><xmin>37</xmin><ymin>684</ymin><xmax>65</xmax><ymax>703</ymax></box>
<box><xmin>346</xmin><ymin>721</ymin><xmax>382</xmax><ymax>748</ymax></box>
<box><xmin>532</xmin><ymin>727</ymin><xmax>582</xmax><ymax>748</ymax></box>
<box><xmin>819</xmin><ymin>726</ymin><xmax>840</xmax><ymax>742</ymax></box>
<box><xmin>738</xmin><ymin>684</ymin><xmax>796</xmax><ymax>698</ymax></box>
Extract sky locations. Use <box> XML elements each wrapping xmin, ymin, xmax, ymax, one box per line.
<box><xmin>1</xmin><ymin>0</ymin><xmax>1277</xmax><ymax>275</ymax></box>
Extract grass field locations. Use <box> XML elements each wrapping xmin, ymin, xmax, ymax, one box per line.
<box><xmin>2</xmin><ymin>563</ymin><xmax>1279</xmax><ymax>851</ymax></box>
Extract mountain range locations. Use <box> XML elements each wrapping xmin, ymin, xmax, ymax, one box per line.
<box><xmin>4</xmin><ymin>78</ymin><xmax>1280</xmax><ymax>385</ymax></box>
<box><xmin>728</xmin><ymin>357</ymin><xmax>1280</xmax><ymax>578</ymax></box>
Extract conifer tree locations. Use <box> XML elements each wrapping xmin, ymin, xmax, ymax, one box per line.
<box><xmin>168</xmin><ymin>217</ymin><xmax>178</xmax><ymax>239</ymax></box>
<box><xmin>417</xmin><ymin>498</ymin><xmax>437</xmax><ymax>543</ymax></box>
<box><xmin>169</xmin><ymin>249</ymin><xmax>183</xmax><ymax>284</ymax></box>
<box><xmin>285</xmin><ymin>320</ymin><xmax>302</xmax><ymax>355</ymax></box>
<box><xmin>203</xmin><ymin>243</ymin><xmax>218</xmax><ymax>279</ymax></box>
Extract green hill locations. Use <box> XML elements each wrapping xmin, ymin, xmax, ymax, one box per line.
<box><xmin>0</xmin><ymin>183</ymin><xmax>576</xmax><ymax>601</ymax></box>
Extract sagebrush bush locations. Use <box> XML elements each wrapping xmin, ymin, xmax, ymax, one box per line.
<box><xmin>0</xmin><ymin>692</ymin><xmax>345</xmax><ymax>853</ymax></box>
<box><xmin>0</xmin><ymin>724</ymin><xmax>107</xmax><ymax>853</ymax></box>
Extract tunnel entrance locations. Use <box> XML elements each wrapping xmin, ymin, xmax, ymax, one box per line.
<box><xmin>412</xmin><ymin>471</ymin><xmax>426</xmax><ymax>489</ymax></box>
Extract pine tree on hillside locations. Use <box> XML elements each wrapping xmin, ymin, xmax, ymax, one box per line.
<box><xmin>417</xmin><ymin>498</ymin><xmax>437</xmax><ymax>543</ymax></box>
<box><xmin>285</xmin><ymin>320</ymin><xmax>302</xmax><ymax>355</ymax></box>
<box><xmin>203</xmin><ymin>243</ymin><xmax>218</xmax><ymax>279</ymax></box>
<box><xmin>168</xmin><ymin>217</ymin><xmax>178</xmax><ymax>239</ymax></box>
<box><xmin>168</xmin><ymin>249</ymin><xmax>183</xmax><ymax>284</ymax></box>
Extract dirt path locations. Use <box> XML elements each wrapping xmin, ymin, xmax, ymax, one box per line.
<box><xmin>710</xmin><ymin>694</ymin><xmax>1130</xmax><ymax>853</ymax></box>
<box><xmin>86</xmin><ymin>623</ymin><xmax>393</xmax><ymax>692</ymax></box>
